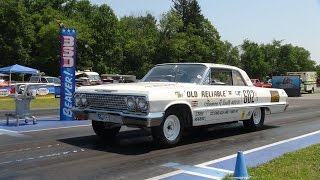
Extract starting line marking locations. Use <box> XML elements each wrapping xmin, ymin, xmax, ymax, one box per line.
<box><xmin>149</xmin><ymin>129</ymin><xmax>320</xmax><ymax>180</ymax></box>
<box><xmin>0</xmin><ymin>129</ymin><xmax>29</xmax><ymax>138</ymax></box>
<box><xmin>20</xmin><ymin>124</ymin><xmax>92</xmax><ymax>133</ymax></box>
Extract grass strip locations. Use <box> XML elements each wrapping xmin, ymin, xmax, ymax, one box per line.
<box><xmin>224</xmin><ymin>143</ymin><xmax>320</xmax><ymax>179</ymax></box>
<box><xmin>0</xmin><ymin>95</ymin><xmax>59</xmax><ymax>110</ymax></box>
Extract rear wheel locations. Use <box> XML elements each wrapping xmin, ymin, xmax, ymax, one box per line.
<box><xmin>92</xmin><ymin>120</ymin><xmax>120</xmax><ymax>139</ymax></box>
<box><xmin>243</xmin><ymin>108</ymin><xmax>265</xmax><ymax>131</ymax></box>
<box><xmin>152</xmin><ymin>109</ymin><xmax>183</xmax><ymax>148</ymax></box>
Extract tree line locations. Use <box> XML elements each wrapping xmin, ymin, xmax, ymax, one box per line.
<box><xmin>0</xmin><ymin>0</ymin><xmax>319</xmax><ymax>79</ymax></box>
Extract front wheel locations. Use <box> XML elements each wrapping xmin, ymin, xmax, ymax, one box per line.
<box><xmin>152</xmin><ymin>109</ymin><xmax>183</xmax><ymax>148</ymax></box>
<box><xmin>92</xmin><ymin>120</ymin><xmax>121</xmax><ymax>139</ymax></box>
<box><xmin>243</xmin><ymin>108</ymin><xmax>265</xmax><ymax>131</ymax></box>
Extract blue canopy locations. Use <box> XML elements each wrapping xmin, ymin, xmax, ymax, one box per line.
<box><xmin>0</xmin><ymin>73</ymin><xmax>8</xmax><ymax>77</ymax></box>
<box><xmin>0</xmin><ymin>64</ymin><xmax>39</xmax><ymax>84</ymax></box>
<box><xmin>0</xmin><ymin>64</ymin><xmax>39</xmax><ymax>74</ymax></box>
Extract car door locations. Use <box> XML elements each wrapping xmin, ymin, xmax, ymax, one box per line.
<box><xmin>193</xmin><ymin>68</ymin><xmax>236</xmax><ymax>125</ymax></box>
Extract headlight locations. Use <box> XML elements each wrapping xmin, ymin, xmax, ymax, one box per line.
<box><xmin>126</xmin><ymin>96</ymin><xmax>136</xmax><ymax>111</ymax></box>
<box><xmin>137</xmin><ymin>97</ymin><xmax>148</xmax><ymax>112</ymax></box>
<box><xmin>80</xmin><ymin>94</ymin><xmax>88</xmax><ymax>107</ymax></box>
<box><xmin>74</xmin><ymin>94</ymin><xmax>81</xmax><ymax>107</ymax></box>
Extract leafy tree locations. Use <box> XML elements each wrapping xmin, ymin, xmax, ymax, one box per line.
<box><xmin>240</xmin><ymin>40</ymin><xmax>270</xmax><ymax>79</ymax></box>
<box><xmin>172</xmin><ymin>0</ymin><xmax>203</xmax><ymax>32</ymax></box>
<box><xmin>0</xmin><ymin>0</ymin><xmax>317</xmax><ymax>79</ymax></box>
<box><xmin>0</xmin><ymin>0</ymin><xmax>35</xmax><ymax>66</ymax></box>
<box><xmin>88</xmin><ymin>4</ymin><xmax>122</xmax><ymax>74</ymax></box>
<box><xmin>119</xmin><ymin>14</ymin><xmax>158</xmax><ymax>78</ymax></box>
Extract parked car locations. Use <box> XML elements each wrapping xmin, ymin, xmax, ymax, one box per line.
<box><xmin>76</xmin><ymin>70</ymin><xmax>102</xmax><ymax>86</ymax></box>
<box><xmin>29</xmin><ymin>74</ymin><xmax>61</xmax><ymax>85</ymax></box>
<box><xmin>251</xmin><ymin>79</ymin><xmax>272</xmax><ymax>88</ymax></box>
<box><xmin>72</xmin><ymin>63</ymin><xmax>288</xmax><ymax>147</ymax></box>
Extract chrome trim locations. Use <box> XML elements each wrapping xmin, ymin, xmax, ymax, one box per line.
<box><xmin>72</xmin><ymin>107</ymin><xmax>164</xmax><ymax>127</ymax></box>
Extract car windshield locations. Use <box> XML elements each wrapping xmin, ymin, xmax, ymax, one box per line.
<box><xmin>141</xmin><ymin>64</ymin><xmax>207</xmax><ymax>84</ymax></box>
<box><xmin>47</xmin><ymin>77</ymin><xmax>61</xmax><ymax>84</ymax></box>
<box><xmin>29</xmin><ymin>76</ymin><xmax>40</xmax><ymax>83</ymax></box>
<box><xmin>87</xmin><ymin>75</ymin><xmax>101</xmax><ymax>80</ymax></box>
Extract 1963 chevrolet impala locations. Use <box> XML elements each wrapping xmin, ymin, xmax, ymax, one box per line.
<box><xmin>72</xmin><ymin>63</ymin><xmax>288</xmax><ymax>147</ymax></box>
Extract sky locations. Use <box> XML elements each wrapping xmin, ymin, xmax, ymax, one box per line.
<box><xmin>92</xmin><ymin>0</ymin><xmax>320</xmax><ymax>65</ymax></box>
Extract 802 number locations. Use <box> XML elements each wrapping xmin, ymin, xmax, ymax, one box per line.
<box><xmin>243</xmin><ymin>90</ymin><xmax>255</xmax><ymax>103</ymax></box>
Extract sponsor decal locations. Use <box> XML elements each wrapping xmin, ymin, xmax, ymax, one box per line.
<box><xmin>270</xmin><ymin>90</ymin><xmax>280</xmax><ymax>102</ymax></box>
<box><xmin>231</xmin><ymin>100</ymin><xmax>241</xmax><ymax>105</ymax></box>
<box><xmin>235</xmin><ymin>91</ymin><xmax>241</xmax><ymax>96</ymax></box>
<box><xmin>204</xmin><ymin>99</ymin><xmax>241</xmax><ymax>107</ymax></box>
<box><xmin>195</xmin><ymin>111</ymin><xmax>205</xmax><ymax>116</ymax></box>
<box><xmin>60</xmin><ymin>27</ymin><xmax>77</xmax><ymax>120</ymax></box>
<box><xmin>191</xmin><ymin>101</ymin><xmax>198</xmax><ymax>107</ymax></box>
<box><xmin>175</xmin><ymin>91</ymin><xmax>183</xmax><ymax>98</ymax></box>
<box><xmin>241</xmin><ymin>111</ymin><xmax>246</xmax><ymax>119</ymax></box>
<box><xmin>204</xmin><ymin>100</ymin><xmax>219</xmax><ymax>107</ymax></box>
<box><xmin>0</xmin><ymin>89</ymin><xmax>10</xmax><ymax>97</ymax></box>
<box><xmin>194</xmin><ymin>117</ymin><xmax>205</xmax><ymax>121</ymax></box>
<box><xmin>36</xmin><ymin>88</ymin><xmax>49</xmax><ymax>95</ymax></box>
<box><xmin>246</xmin><ymin>110</ymin><xmax>252</xmax><ymax>117</ymax></box>
<box><xmin>209</xmin><ymin>109</ymin><xmax>239</xmax><ymax>116</ymax></box>
<box><xmin>187</xmin><ymin>91</ymin><xmax>198</xmax><ymax>97</ymax></box>
<box><xmin>201</xmin><ymin>90</ymin><xmax>227</xmax><ymax>97</ymax></box>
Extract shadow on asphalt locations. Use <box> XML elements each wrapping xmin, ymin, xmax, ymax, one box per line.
<box><xmin>58</xmin><ymin>123</ymin><xmax>278</xmax><ymax>155</ymax></box>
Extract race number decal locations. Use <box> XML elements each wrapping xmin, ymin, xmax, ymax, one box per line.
<box><xmin>243</xmin><ymin>90</ymin><xmax>256</xmax><ymax>103</ymax></box>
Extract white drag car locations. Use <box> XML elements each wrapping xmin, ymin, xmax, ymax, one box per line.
<box><xmin>72</xmin><ymin>63</ymin><xmax>288</xmax><ymax>147</ymax></box>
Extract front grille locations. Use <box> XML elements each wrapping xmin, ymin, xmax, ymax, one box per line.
<box><xmin>86</xmin><ymin>94</ymin><xmax>127</xmax><ymax>111</ymax></box>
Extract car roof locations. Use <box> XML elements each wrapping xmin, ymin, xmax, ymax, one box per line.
<box><xmin>157</xmin><ymin>63</ymin><xmax>243</xmax><ymax>72</ymax></box>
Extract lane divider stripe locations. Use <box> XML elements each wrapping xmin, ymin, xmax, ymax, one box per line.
<box><xmin>197</xmin><ymin>129</ymin><xmax>320</xmax><ymax>166</ymax></box>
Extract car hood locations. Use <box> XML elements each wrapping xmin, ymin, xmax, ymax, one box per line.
<box><xmin>75</xmin><ymin>82</ymin><xmax>196</xmax><ymax>95</ymax></box>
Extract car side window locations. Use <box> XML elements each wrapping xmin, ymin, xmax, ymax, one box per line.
<box><xmin>40</xmin><ymin>78</ymin><xmax>47</xmax><ymax>83</ymax></box>
<box><xmin>210</xmin><ymin>68</ymin><xmax>233</xmax><ymax>85</ymax></box>
<box><xmin>233</xmin><ymin>71</ymin><xmax>246</xmax><ymax>86</ymax></box>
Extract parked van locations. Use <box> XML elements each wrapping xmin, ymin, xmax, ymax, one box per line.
<box><xmin>287</xmin><ymin>71</ymin><xmax>317</xmax><ymax>93</ymax></box>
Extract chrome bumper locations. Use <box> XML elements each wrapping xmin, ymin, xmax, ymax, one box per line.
<box><xmin>71</xmin><ymin>108</ymin><xmax>164</xmax><ymax>127</ymax></box>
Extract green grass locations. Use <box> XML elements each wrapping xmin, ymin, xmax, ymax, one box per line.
<box><xmin>224</xmin><ymin>144</ymin><xmax>320</xmax><ymax>180</ymax></box>
<box><xmin>0</xmin><ymin>95</ymin><xmax>59</xmax><ymax>110</ymax></box>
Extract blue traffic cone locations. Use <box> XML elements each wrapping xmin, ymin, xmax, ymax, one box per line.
<box><xmin>233</xmin><ymin>151</ymin><xmax>250</xmax><ymax>179</ymax></box>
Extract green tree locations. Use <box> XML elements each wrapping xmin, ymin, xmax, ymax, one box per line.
<box><xmin>240</xmin><ymin>40</ymin><xmax>270</xmax><ymax>79</ymax></box>
<box><xmin>0</xmin><ymin>0</ymin><xmax>35</xmax><ymax>66</ymax></box>
<box><xmin>119</xmin><ymin>14</ymin><xmax>158</xmax><ymax>78</ymax></box>
<box><xmin>88</xmin><ymin>4</ymin><xmax>122</xmax><ymax>74</ymax></box>
<box><xmin>172</xmin><ymin>0</ymin><xmax>203</xmax><ymax>32</ymax></box>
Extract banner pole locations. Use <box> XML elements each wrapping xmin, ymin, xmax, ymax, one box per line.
<box><xmin>59</xmin><ymin>26</ymin><xmax>77</xmax><ymax>121</ymax></box>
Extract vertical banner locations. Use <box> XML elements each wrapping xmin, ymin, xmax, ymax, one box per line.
<box><xmin>60</xmin><ymin>28</ymin><xmax>77</xmax><ymax>120</ymax></box>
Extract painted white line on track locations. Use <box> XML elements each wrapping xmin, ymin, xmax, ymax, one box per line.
<box><xmin>20</xmin><ymin>124</ymin><xmax>92</xmax><ymax>133</ymax></box>
<box><xmin>182</xmin><ymin>171</ymin><xmax>220</xmax><ymax>180</ymax></box>
<box><xmin>0</xmin><ymin>129</ymin><xmax>28</xmax><ymax>137</ymax></box>
<box><xmin>145</xmin><ymin>170</ymin><xmax>183</xmax><ymax>180</ymax></box>
<box><xmin>0</xmin><ymin>116</ymin><xmax>60</xmax><ymax>122</ymax></box>
<box><xmin>0</xmin><ymin>148</ymin><xmax>85</xmax><ymax>165</ymax></box>
<box><xmin>0</xmin><ymin>129</ymin><xmax>18</xmax><ymax>133</ymax></box>
<box><xmin>148</xmin><ymin>129</ymin><xmax>320</xmax><ymax>180</ymax></box>
<box><xmin>197</xmin><ymin>129</ymin><xmax>320</xmax><ymax>166</ymax></box>
<box><xmin>194</xmin><ymin>166</ymin><xmax>233</xmax><ymax>173</ymax></box>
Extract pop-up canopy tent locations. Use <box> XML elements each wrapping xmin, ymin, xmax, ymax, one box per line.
<box><xmin>0</xmin><ymin>73</ymin><xmax>9</xmax><ymax>77</ymax></box>
<box><xmin>0</xmin><ymin>64</ymin><xmax>39</xmax><ymax>84</ymax></box>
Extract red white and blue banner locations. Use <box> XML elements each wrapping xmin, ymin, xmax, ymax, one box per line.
<box><xmin>60</xmin><ymin>28</ymin><xmax>77</xmax><ymax>120</ymax></box>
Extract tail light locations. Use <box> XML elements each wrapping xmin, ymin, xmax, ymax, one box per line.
<box><xmin>10</xmin><ymin>87</ymin><xmax>15</xmax><ymax>94</ymax></box>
